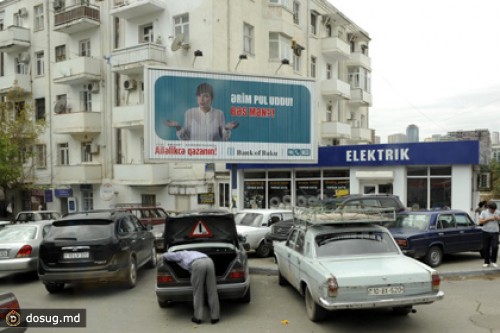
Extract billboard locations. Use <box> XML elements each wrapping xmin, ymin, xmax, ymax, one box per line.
<box><xmin>145</xmin><ymin>68</ymin><xmax>316</xmax><ymax>163</ymax></box>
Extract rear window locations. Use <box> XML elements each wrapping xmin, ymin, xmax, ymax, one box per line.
<box><xmin>315</xmin><ymin>231</ymin><xmax>399</xmax><ymax>257</ymax></box>
<box><xmin>48</xmin><ymin>220</ymin><xmax>114</xmax><ymax>240</ymax></box>
<box><xmin>0</xmin><ymin>226</ymin><xmax>37</xmax><ymax>241</ymax></box>
<box><xmin>235</xmin><ymin>213</ymin><xmax>263</xmax><ymax>227</ymax></box>
<box><xmin>388</xmin><ymin>214</ymin><xmax>430</xmax><ymax>231</ymax></box>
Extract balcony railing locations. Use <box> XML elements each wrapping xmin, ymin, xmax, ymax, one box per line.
<box><xmin>348</xmin><ymin>52</ymin><xmax>371</xmax><ymax>70</ymax></box>
<box><xmin>53</xmin><ymin>111</ymin><xmax>102</xmax><ymax>137</ymax></box>
<box><xmin>320</xmin><ymin>79</ymin><xmax>351</xmax><ymax>100</ymax></box>
<box><xmin>113</xmin><ymin>163</ymin><xmax>169</xmax><ymax>185</ymax></box>
<box><xmin>111</xmin><ymin>43</ymin><xmax>167</xmax><ymax>75</ymax></box>
<box><xmin>349</xmin><ymin>88</ymin><xmax>372</xmax><ymax>106</ymax></box>
<box><xmin>111</xmin><ymin>0</ymin><xmax>166</xmax><ymax>20</ymax></box>
<box><xmin>112</xmin><ymin>104</ymin><xmax>144</xmax><ymax>128</ymax></box>
<box><xmin>53</xmin><ymin>56</ymin><xmax>102</xmax><ymax>85</ymax></box>
<box><xmin>321</xmin><ymin>121</ymin><xmax>351</xmax><ymax>139</ymax></box>
<box><xmin>54</xmin><ymin>4</ymin><xmax>100</xmax><ymax>34</ymax></box>
<box><xmin>54</xmin><ymin>164</ymin><xmax>102</xmax><ymax>184</ymax></box>
<box><xmin>0</xmin><ymin>26</ymin><xmax>30</xmax><ymax>53</ymax></box>
<box><xmin>321</xmin><ymin>36</ymin><xmax>350</xmax><ymax>60</ymax></box>
<box><xmin>0</xmin><ymin>74</ymin><xmax>31</xmax><ymax>93</ymax></box>
<box><xmin>351</xmin><ymin>127</ymin><xmax>373</xmax><ymax>143</ymax></box>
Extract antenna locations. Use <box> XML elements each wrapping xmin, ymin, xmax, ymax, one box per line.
<box><xmin>170</xmin><ymin>33</ymin><xmax>184</xmax><ymax>52</ymax></box>
<box><xmin>54</xmin><ymin>99</ymin><xmax>67</xmax><ymax>114</ymax></box>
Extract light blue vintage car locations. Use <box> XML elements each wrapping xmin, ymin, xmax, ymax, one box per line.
<box><xmin>274</xmin><ymin>209</ymin><xmax>445</xmax><ymax>321</ymax></box>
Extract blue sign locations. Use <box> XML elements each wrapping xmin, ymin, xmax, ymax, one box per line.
<box><xmin>44</xmin><ymin>190</ymin><xmax>53</xmax><ymax>203</ymax></box>
<box><xmin>55</xmin><ymin>188</ymin><xmax>73</xmax><ymax>198</ymax></box>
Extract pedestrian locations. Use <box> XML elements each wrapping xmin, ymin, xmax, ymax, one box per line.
<box><xmin>479</xmin><ymin>201</ymin><xmax>500</xmax><ymax>268</ymax></box>
<box><xmin>164</xmin><ymin>82</ymin><xmax>239</xmax><ymax>141</ymax></box>
<box><xmin>163</xmin><ymin>250</ymin><xmax>220</xmax><ymax>324</ymax></box>
<box><xmin>474</xmin><ymin>200</ymin><xmax>487</xmax><ymax>225</ymax></box>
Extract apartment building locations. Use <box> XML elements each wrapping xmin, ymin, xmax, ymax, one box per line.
<box><xmin>0</xmin><ymin>0</ymin><xmax>373</xmax><ymax>214</ymax></box>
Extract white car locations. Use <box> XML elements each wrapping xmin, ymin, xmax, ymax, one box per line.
<box><xmin>235</xmin><ymin>209</ymin><xmax>293</xmax><ymax>257</ymax></box>
<box><xmin>274</xmin><ymin>208</ymin><xmax>444</xmax><ymax>321</ymax></box>
<box><xmin>13</xmin><ymin>211</ymin><xmax>61</xmax><ymax>223</ymax></box>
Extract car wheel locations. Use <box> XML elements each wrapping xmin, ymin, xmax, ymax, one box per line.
<box><xmin>45</xmin><ymin>282</ymin><xmax>65</xmax><ymax>294</ymax></box>
<box><xmin>256</xmin><ymin>242</ymin><xmax>271</xmax><ymax>258</ymax></box>
<box><xmin>240</xmin><ymin>286</ymin><xmax>251</xmax><ymax>303</ymax></box>
<box><xmin>146</xmin><ymin>247</ymin><xmax>157</xmax><ymax>269</ymax></box>
<box><xmin>393</xmin><ymin>306</ymin><xmax>413</xmax><ymax>315</ymax></box>
<box><xmin>123</xmin><ymin>257</ymin><xmax>138</xmax><ymax>289</ymax></box>
<box><xmin>305</xmin><ymin>286</ymin><xmax>327</xmax><ymax>322</ymax></box>
<box><xmin>425</xmin><ymin>246</ymin><xmax>443</xmax><ymax>267</ymax></box>
<box><xmin>278</xmin><ymin>270</ymin><xmax>288</xmax><ymax>286</ymax></box>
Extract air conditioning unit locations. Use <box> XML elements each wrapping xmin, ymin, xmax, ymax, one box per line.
<box><xmin>123</xmin><ymin>79</ymin><xmax>137</xmax><ymax>91</ymax></box>
<box><xmin>18</xmin><ymin>7</ymin><xmax>28</xmax><ymax>17</ymax></box>
<box><xmin>18</xmin><ymin>53</ymin><xmax>30</xmax><ymax>63</ymax></box>
<box><xmin>90</xmin><ymin>82</ymin><xmax>100</xmax><ymax>93</ymax></box>
<box><xmin>53</xmin><ymin>0</ymin><xmax>63</xmax><ymax>10</ymax></box>
<box><xmin>90</xmin><ymin>143</ymin><xmax>100</xmax><ymax>154</ymax></box>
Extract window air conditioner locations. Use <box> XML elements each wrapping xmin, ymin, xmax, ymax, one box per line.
<box><xmin>91</xmin><ymin>143</ymin><xmax>100</xmax><ymax>154</ymax></box>
<box><xmin>123</xmin><ymin>79</ymin><xmax>137</xmax><ymax>90</ymax></box>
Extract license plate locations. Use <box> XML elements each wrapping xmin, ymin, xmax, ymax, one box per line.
<box><xmin>63</xmin><ymin>252</ymin><xmax>89</xmax><ymax>259</ymax></box>
<box><xmin>367</xmin><ymin>286</ymin><xmax>404</xmax><ymax>296</ymax></box>
<box><xmin>0</xmin><ymin>250</ymin><xmax>7</xmax><ymax>257</ymax></box>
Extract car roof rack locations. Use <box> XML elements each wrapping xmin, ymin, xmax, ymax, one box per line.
<box><xmin>111</xmin><ymin>202</ymin><xmax>163</xmax><ymax>208</ymax></box>
<box><xmin>295</xmin><ymin>207</ymin><xmax>396</xmax><ymax>225</ymax></box>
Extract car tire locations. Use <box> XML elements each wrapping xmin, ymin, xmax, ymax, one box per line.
<box><xmin>146</xmin><ymin>247</ymin><xmax>157</xmax><ymax>269</ymax></box>
<box><xmin>305</xmin><ymin>286</ymin><xmax>327</xmax><ymax>322</ymax></box>
<box><xmin>45</xmin><ymin>282</ymin><xmax>65</xmax><ymax>294</ymax></box>
<box><xmin>123</xmin><ymin>257</ymin><xmax>138</xmax><ymax>289</ymax></box>
<box><xmin>240</xmin><ymin>286</ymin><xmax>251</xmax><ymax>303</ymax></box>
<box><xmin>278</xmin><ymin>270</ymin><xmax>288</xmax><ymax>286</ymax></box>
<box><xmin>393</xmin><ymin>306</ymin><xmax>413</xmax><ymax>315</ymax></box>
<box><xmin>256</xmin><ymin>242</ymin><xmax>271</xmax><ymax>258</ymax></box>
<box><xmin>425</xmin><ymin>246</ymin><xmax>443</xmax><ymax>267</ymax></box>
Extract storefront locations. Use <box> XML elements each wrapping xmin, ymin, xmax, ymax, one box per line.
<box><xmin>234</xmin><ymin>141</ymin><xmax>481</xmax><ymax>214</ymax></box>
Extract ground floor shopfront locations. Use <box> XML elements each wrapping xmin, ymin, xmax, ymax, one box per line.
<box><xmin>233</xmin><ymin>141</ymin><xmax>481</xmax><ymax>214</ymax></box>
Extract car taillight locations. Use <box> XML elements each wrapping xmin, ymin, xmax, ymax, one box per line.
<box><xmin>396</xmin><ymin>239</ymin><xmax>407</xmax><ymax>248</ymax></box>
<box><xmin>16</xmin><ymin>245</ymin><xmax>32</xmax><ymax>257</ymax></box>
<box><xmin>326</xmin><ymin>277</ymin><xmax>338</xmax><ymax>297</ymax></box>
<box><xmin>3</xmin><ymin>299</ymin><xmax>20</xmax><ymax>310</ymax></box>
<box><xmin>228</xmin><ymin>269</ymin><xmax>245</xmax><ymax>280</ymax></box>
<box><xmin>157</xmin><ymin>273</ymin><xmax>175</xmax><ymax>285</ymax></box>
<box><xmin>431</xmin><ymin>272</ymin><xmax>441</xmax><ymax>291</ymax></box>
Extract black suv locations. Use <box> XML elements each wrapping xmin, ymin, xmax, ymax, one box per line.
<box><xmin>38</xmin><ymin>210</ymin><xmax>157</xmax><ymax>293</ymax></box>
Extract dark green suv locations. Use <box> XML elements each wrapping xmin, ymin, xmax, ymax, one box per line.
<box><xmin>317</xmin><ymin>194</ymin><xmax>407</xmax><ymax>213</ymax></box>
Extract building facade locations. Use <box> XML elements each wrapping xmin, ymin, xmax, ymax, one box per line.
<box><xmin>0</xmin><ymin>0</ymin><xmax>374</xmax><ymax>215</ymax></box>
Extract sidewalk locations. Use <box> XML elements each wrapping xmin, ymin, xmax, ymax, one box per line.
<box><xmin>248</xmin><ymin>252</ymin><xmax>500</xmax><ymax>279</ymax></box>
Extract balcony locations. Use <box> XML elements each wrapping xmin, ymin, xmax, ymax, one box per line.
<box><xmin>350</xmin><ymin>127</ymin><xmax>373</xmax><ymax>143</ymax></box>
<box><xmin>0</xmin><ymin>26</ymin><xmax>30</xmax><ymax>54</ymax></box>
<box><xmin>54</xmin><ymin>164</ymin><xmax>102</xmax><ymax>184</ymax></box>
<box><xmin>53</xmin><ymin>112</ymin><xmax>102</xmax><ymax>138</ymax></box>
<box><xmin>320</xmin><ymin>79</ymin><xmax>351</xmax><ymax>100</ymax></box>
<box><xmin>0</xmin><ymin>74</ymin><xmax>31</xmax><ymax>93</ymax></box>
<box><xmin>113</xmin><ymin>163</ymin><xmax>169</xmax><ymax>185</ymax></box>
<box><xmin>321</xmin><ymin>121</ymin><xmax>351</xmax><ymax>139</ymax></box>
<box><xmin>348</xmin><ymin>52</ymin><xmax>371</xmax><ymax>70</ymax></box>
<box><xmin>113</xmin><ymin>104</ymin><xmax>144</xmax><ymax>128</ymax></box>
<box><xmin>53</xmin><ymin>57</ymin><xmax>102</xmax><ymax>85</ymax></box>
<box><xmin>53</xmin><ymin>4</ymin><xmax>100</xmax><ymax>34</ymax></box>
<box><xmin>349</xmin><ymin>88</ymin><xmax>372</xmax><ymax>106</ymax></box>
<box><xmin>111</xmin><ymin>0</ymin><xmax>166</xmax><ymax>20</ymax></box>
<box><xmin>111</xmin><ymin>43</ymin><xmax>167</xmax><ymax>75</ymax></box>
<box><xmin>321</xmin><ymin>37</ymin><xmax>350</xmax><ymax>61</ymax></box>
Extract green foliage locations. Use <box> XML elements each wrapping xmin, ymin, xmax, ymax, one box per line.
<box><xmin>490</xmin><ymin>160</ymin><xmax>500</xmax><ymax>198</ymax></box>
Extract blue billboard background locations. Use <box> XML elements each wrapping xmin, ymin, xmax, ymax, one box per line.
<box><xmin>154</xmin><ymin>76</ymin><xmax>311</xmax><ymax>143</ymax></box>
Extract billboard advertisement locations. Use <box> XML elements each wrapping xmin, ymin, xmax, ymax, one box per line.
<box><xmin>145</xmin><ymin>68</ymin><xmax>316</xmax><ymax>163</ymax></box>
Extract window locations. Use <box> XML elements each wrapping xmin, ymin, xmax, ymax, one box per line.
<box><xmin>35</xmin><ymin>51</ymin><xmax>44</xmax><ymax>76</ymax></box>
<box><xmin>348</xmin><ymin>67</ymin><xmax>371</xmax><ymax>92</ymax></box>
<box><xmin>35</xmin><ymin>98</ymin><xmax>45</xmax><ymax>121</ymax></box>
<box><xmin>293</xmin><ymin>1</ymin><xmax>300</xmax><ymax>24</ymax></box>
<box><xmin>174</xmin><ymin>14</ymin><xmax>189</xmax><ymax>42</ymax></box>
<box><xmin>269</xmin><ymin>0</ymin><xmax>293</xmax><ymax>11</ymax></box>
<box><xmin>326</xmin><ymin>63</ymin><xmax>332</xmax><ymax>79</ymax></box>
<box><xmin>81</xmin><ymin>142</ymin><xmax>92</xmax><ymax>162</ymax></box>
<box><xmin>310</xmin><ymin>11</ymin><xmax>318</xmax><ymax>35</ymax></box>
<box><xmin>79</xmin><ymin>39</ymin><xmax>91</xmax><ymax>57</ymax></box>
<box><xmin>310</xmin><ymin>56</ymin><xmax>316</xmax><ymax>78</ymax></box>
<box><xmin>407</xmin><ymin>167</ymin><xmax>451</xmax><ymax>210</ymax></box>
<box><xmin>82</xmin><ymin>190</ymin><xmax>93</xmax><ymax>211</ymax></box>
<box><xmin>140</xmin><ymin>23</ymin><xmax>153</xmax><ymax>43</ymax></box>
<box><xmin>269</xmin><ymin>32</ymin><xmax>291</xmax><ymax>61</ymax></box>
<box><xmin>55</xmin><ymin>45</ymin><xmax>66</xmax><ymax>62</ymax></box>
<box><xmin>219</xmin><ymin>183</ymin><xmax>230</xmax><ymax>208</ymax></box>
<box><xmin>243</xmin><ymin>23</ymin><xmax>254</xmax><ymax>55</ymax></box>
<box><xmin>326</xmin><ymin>103</ymin><xmax>332</xmax><ymax>122</ymax></box>
<box><xmin>34</xmin><ymin>5</ymin><xmax>44</xmax><ymax>30</ymax></box>
<box><xmin>80</xmin><ymin>89</ymin><xmax>92</xmax><ymax>112</ymax></box>
<box><xmin>35</xmin><ymin>144</ymin><xmax>46</xmax><ymax>169</ymax></box>
<box><xmin>293</xmin><ymin>52</ymin><xmax>301</xmax><ymax>72</ymax></box>
<box><xmin>58</xmin><ymin>143</ymin><xmax>69</xmax><ymax>165</ymax></box>
<box><xmin>141</xmin><ymin>194</ymin><xmax>156</xmax><ymax>206</ymax></box>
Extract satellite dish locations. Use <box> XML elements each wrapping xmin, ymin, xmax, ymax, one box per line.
<box><xmin>54</xmin><ymin>99</ymin><xmax>66</xmax><ymax>114</ymax></box>
<box><xmin>170</xmin><ymin>33</ymin><xmax>184</xmax><ymax>51</ymax></box>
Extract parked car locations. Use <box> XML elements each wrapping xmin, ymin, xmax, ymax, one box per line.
<box><xmin>38</xmin><ymin>210</ymin><xmax>157</xmax><ymax>293</ymax></box>
<box><xmin>0</xmin><ymin>291</ymin><xmax>26</xmax><ymax>332</ymax></box>
<box><xmin>274</xmin><ymin>208</ymin><xmax>444</xmax><ymax>321</ymax></box>
<box><xmin>13</xmin><ymin>211</ymin><xmax>61</xmax><ymax>224</ymax></box>
<box><xmin>112</xmin><ymin>204</ymin><xmax>169</xmax><ymax>227</ymax></box>
<box><xmin>316</xmin><ymin>194</ymin><xmax>407</xmax><ymax>212</ymax></box>
<box><xmin>386</xmin><ymin>209</ymin><xmax>483</xmax><ymax>267</ymax></box>
<box><xmin>263</xmin><ymin>219</ymin><xmax>295</xmax><ymax>253</ymax></box>
<box><xmin>235</xmin><ymin>209</ymin><xmax>294</xmax><ymax>257</ymax></box>
<box><xmin>156</xmin><ymin>209</ymin><xmax>250</xmax><ymax>307</ymax></box>
<box><xmin>0</xmin><ymin>220</ymin><xmax>54</xmax><ymax>276</ymax></box>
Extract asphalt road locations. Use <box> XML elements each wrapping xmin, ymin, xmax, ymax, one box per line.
<box><xmin>1</xmin><ymin>259</ymin><xmax>500</xmax><ymax>333</ymax></box>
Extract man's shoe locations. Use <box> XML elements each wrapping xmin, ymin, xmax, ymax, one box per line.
<box><xmin>490</xmin><ymin>263</ymin><xmax>498</xmax><ymax>268</ymax></box>
<box><xmin>482</xmin><ymin>263</ymin><xmax>489</xmax><ymax>268</ymax></box>
<box><xmin>191</xmin><ymin>317</ymin><xmax>202</xmax><ymax>324</ymax></box>
<box><xmin>211</xmin><ymin>319</ymin><xmax>219</xmax><ymax>324</ymax></box>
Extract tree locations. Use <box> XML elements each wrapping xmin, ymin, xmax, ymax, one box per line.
<box><xmin>489</xmin><ymin>160</ymin><xmax>500</xmax><ymax>199</ymax></box>
<box><xmin>0</xmin><ymin>85</ymin><xmax>45</xmax><ymax>215</ymax></box>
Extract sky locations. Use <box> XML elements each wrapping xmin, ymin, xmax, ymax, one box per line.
<box><xmin>328</xmin><ymin>0</ymin><xmax>500</xmax><ymax>143</ymax></box>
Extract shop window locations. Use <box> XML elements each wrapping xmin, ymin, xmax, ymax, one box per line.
<box><xmin>268</xmin><ymin>171</ymin><xmax>291</xmax><ymax>178</ymax></box>
<box><xmin>323</xmin><ymin>169</ymin><xmax>349</xmax><ymax>178</ymax></box>
<box><xmin>268</xmin><ymin>181</ymin><xmax>291</xmax><ymax>208</ymax></box>
<box><xmin>244</xmin><ymin>181</ymin><xmax>265</xmax><ymax>209</ymax></box>
<box><xmin>407</xmin><ymin>167</ymin><xmax>451</xmax><ymax>210</ymax></box>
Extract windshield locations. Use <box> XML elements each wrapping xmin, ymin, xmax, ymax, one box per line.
<box><xmin>387</xmin><ymin>214</ymin><xmax>430</xmax><ymax>231</ymax></box>
<box><xmin>315</xmin><ymin>231</ymin><xmax>399</xmax><ymax>257</ymax></box>
<box><xmin>40</xmin><ymin>212</ymin><xmax>61</xmax><ymax>220</ymax></box>
<box><xmin>234</xmin><ymin>213</ymin><xmax>264</xmax><ymax>227</ymax></box>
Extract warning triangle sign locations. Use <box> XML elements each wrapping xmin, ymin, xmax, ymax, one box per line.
<box><xmin>189</xmin><ymin>220</ymin><xmax>213</xmax><ymax>238</ymax></box>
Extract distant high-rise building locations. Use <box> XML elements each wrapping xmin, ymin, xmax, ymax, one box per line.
<box><xmin>492</xmin><ymin>131</ymin><xmax>499</xmax><ymax>145</ymax></box>
<box><xmin>406</xmin><ymin>124</ymin><xmax>419</xmax><ymax>142</ymax></box>
<box><xmin>447</xmin><ymin>129</ymin><xmax>491</xmax><ymax>165</ymax></box>
<box><xmin>388</xmin><ymin>133</ymin><xmax>407</xmax><ymax>143</ymax></box>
